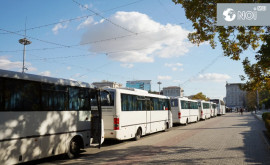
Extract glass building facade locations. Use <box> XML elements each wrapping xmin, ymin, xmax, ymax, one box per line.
<box><xmin>126</xmin><ymin>80</ymin><xmax>151</xmax><ymax>91</ymax></box>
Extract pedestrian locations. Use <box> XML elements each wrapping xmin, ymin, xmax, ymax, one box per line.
<box><xmin>240</xmin><ymin>108</ymin><xmax>243</xmax><ymax>115</ymax></box>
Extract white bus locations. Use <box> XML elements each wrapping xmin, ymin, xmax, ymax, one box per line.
<box><xmin>170</xmin><ymin>97</ymin><xmax>199</xmax><ymax>125</ymax></box>
<box><xmin>100</xmin><ymin>88</ymin><xmax>172</xmax><ymax>141</ymax></box>
<box><xmin>198</xmin><ymin>100</ymin><xmax>211</xmax><ymax>120</ymax></box>
<box><xmin>0</xmin><ymin>69</ymin><xmax>109</xmax><ymax>165</ymax></box>
<box><xmin>210</xmin><ymin>102</ymin><xmax>217</xmax><ymax>117</ymax></box>
<box><xmin>210</xmin><ymin>99</ymin><xmax>226</xmax><ymax>115</ymax></box>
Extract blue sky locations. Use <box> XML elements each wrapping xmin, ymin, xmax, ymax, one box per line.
<box><xmin>0</xmin><ymin>0</ymin><xmax>257</xmax><ymax>99</ymax></box>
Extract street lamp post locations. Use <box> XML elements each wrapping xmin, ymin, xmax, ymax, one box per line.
<box><xmin>19</xmin><ymin>38</ymin><xmax>31</xmax><ymax>74</ymax></box>
<box><xmin>157</xmin><ymin>81</ymin><xmax>162</xmax><ymax>95</ymax></box>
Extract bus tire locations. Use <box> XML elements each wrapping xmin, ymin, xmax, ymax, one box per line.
<box><xmin>67</xmin><ymin>137</ymin><xmax>82</xmax><ymax>159</ymax></box>
<box><xmin>134</xmin><ymin>128</ymin><xmax>142</xmax><ymax>141</ymax></box>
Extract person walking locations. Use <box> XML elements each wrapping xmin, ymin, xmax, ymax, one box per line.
<box><xmin>240</xmin><ymin>108</ymin><xmax>243</xmax><ymax>115</ymax></box>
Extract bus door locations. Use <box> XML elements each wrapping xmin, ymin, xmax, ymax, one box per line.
<box><xmin>90</xmin><ymin>89</ymin><xmax>111</xmax><ymax>148</ymax></box>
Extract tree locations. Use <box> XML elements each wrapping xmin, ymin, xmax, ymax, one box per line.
<box><xmin>190</xmin><ymin>92</ymin><xmax>210</xmax><ymax>101</ymax></box>
<box><xmin>245</xmin><ymin>90</ymin><xmax>257</xmax><ymax>111</ymax></box>
<box><xmin>240</xmin><ymin>35</ymin><xmax>270</xmax><ymax>91</ymax></box>
<box><xmin>172</xmin><ymin>0</ymin><xmax>270</xmax><ymax>90</ymax></box>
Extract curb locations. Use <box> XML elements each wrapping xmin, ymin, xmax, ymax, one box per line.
<box><xmin>252</xmin><ymin>112</ymin><xmax>262</xmax><ymax>121</ymax></box>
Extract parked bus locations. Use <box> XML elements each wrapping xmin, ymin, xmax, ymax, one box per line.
<box><xmin>210</xmin><ymin>99</ymin><xmax>226</xmax><ymax>115</ymax></box>
<box><xmin>210</xmin><ymin>102</ymin><xmax>217</xmax><ymax>117</ymax></box>
<box><xmin>170</xmin><ymin>97</ymin><xmax>199</xmax><ymax>125</ymax></box>
<box><xmin>100</xmin><ymin>88</ymin><xmax>172</xmax><ymax>141</ymax></box>
<box><xmin>198</xmin><ymin>100</ymin><xmax>211</xmax><ymax>120</ymax></box>
<box><xmin>0</xmin><ymin>69</ymin><xmax>109</xmax><ymax>165</ymax></box>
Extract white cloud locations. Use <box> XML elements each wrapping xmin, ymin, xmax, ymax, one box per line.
<box><xmin>194</xmin><ymin>73</ymin><xmax>231</xmax><ymax>82</ymax></box>
<box><xmin>73</xmin><ymin>73</ymin><xmax>81</xmax><ymax>78</ymax></box>
<box><xmin>173</xmin><ymin>80</ymin><xmax>182</xmax><ymax>83</ymax></box>
<box><xmin>39</xmin><ymin>71</ymin><xmax>51</xmax><ymax>76</ymax></box>
<box><xmin>77</xmin><ymin>17</ymin><xmax>94</xmax><ymax>29</ymax></box>
<box><xmin>52</xmin><ymin>22</ymin><xmax>68</xmax><ymax>34</ymax></box>
<box><xmin>121</xmin><ymin>63</ymin><xmax>134</xmax><ymax>68</ymax></box>
<box><xmin>80</xmin><ymin>11</ymin><xmax>192</xmax><ymax>63</ymax></box>
<box><xmin>0</xmin><ymin>56</ymin><xmax>36</xmax><ymax>72</ymax></box>
<box><xmin>165</xmin><ymin>62</ymin><xmax>183</xmax><ymax>72</ymax></box>
<box><xmin>158</xmin><ymin>75</ymin><xmax>172</xmax><ymax>80</ymax></box>
<box><xmin>67</xmin><ymin>66</ymin><xmax>71</xmax><ymax>70</ymax></box>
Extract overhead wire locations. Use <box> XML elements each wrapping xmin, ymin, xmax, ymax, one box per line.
<box><xmin>180</xmin><ymin>54</ymin><xmax>224</xmax><ymax>87</ymax></box>
<box><xmin>72</xmin><ymin>0</ymin><xmax>138</xmax><ymax>35</ymax></box>
<box><xmin>0</xmin><ymin>0</ymin><xmax>146</xmax><ymax>53</ymax></box>
<box><xmin>0</xmin><ymin>30</ymin><xmax>151</xmax><ymax>53</ymax></box>
<box><xmin>0</xmin><ymin>28</ymin><xmax>70</xmax><ymax>48</ymax></box>
<box><xmin>0</xmin><ymin>0</ymin><xmax>145</xmax><ymax>35</ymax></box>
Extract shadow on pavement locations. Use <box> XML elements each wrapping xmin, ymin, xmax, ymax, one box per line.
<box><xmin>61</xmin><ymin>145</ymin><xmax>220</xmax><ymax>165</ymax></box>
<box><xmin>228</xmin><ymin>113</ymin><xmax>270</xmax><ymax>164</ymax></box>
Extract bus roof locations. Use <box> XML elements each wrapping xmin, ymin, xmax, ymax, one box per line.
<box><xmin>104</xmin><ymin>87</ymin><xmax>169</xmax><ymax>99</ymax></box>
<box><xmin>0</xmin><ymin>69</ymin><xmax>93</xmax><ymax>88</ymax></box>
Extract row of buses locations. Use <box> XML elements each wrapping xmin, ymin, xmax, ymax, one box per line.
<box><xmin>101</xmin><ymin>88</ymin><xmax>226</xmax><ymax>142</ymax></box>
<box><xmin>0</xmin><ymin>69</ymin><xmax>225</xmax><ymax>164</ymax></box>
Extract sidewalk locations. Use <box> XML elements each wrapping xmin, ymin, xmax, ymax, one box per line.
<box><xmin>252</xmin><ymin>109</ymin><xmax>270</xmax><ymax>121</ymax></box>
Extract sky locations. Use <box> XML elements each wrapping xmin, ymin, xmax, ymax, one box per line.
<box><xmin>0</xmin><ymin>0</ymin><xmax>258</xmax><ymax>99</ymax></box>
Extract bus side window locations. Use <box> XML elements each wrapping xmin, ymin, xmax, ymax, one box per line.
<box><xmin>198</xmin><ymin>102</ymin><xmax>201</xmax><ymax>108</ymax></box>
<box><xmin>121</xmin><ymin>94</ymin><xmax>128</xmax><ymax>111</ymax></box>
<box><xmin>100</xmin><ymin>91</ymin><xmax>114</xmax><ymax>106</ymax></box>
<box><xmin>164</xmin><ymin>99</ymin><xmax>170</xmax><ymax>110</ymax></box>
<box><xmin>137</xmin><ymin>96</ymin><xmax>145</xmax><ymax>111</ymax></box>
<box><xmin>4</xmin><ymin>79</ymin><xmax>24</xmax><ymax>111</ymax></box>
<box><xmin>42</xmin><ymin>84</ymin><xmax>67</xmax><ymax>111</ymax></box>
<box><xmin>0</xmin><ymin>78</ymin><xmax>3</xmax><ymax>110</ymax></box>
<box><xmin>151</xmin><ymin>98</ymin><xmax>159</xmax><ymax>110</ymax></box>
<box><xmin>145</xmin><ymin>97</ymin><xmax>153</xmax><ymax>110</ymax></box>
<box><xmin>69</xmin><ymin>87</ymin><xmax>90</xmax><ymax>111</ymax></box>
<box><xmin>23</xmin><ymin>81</ymin><xmax>41</xmax><ymax>111</ymax></box>
<box><xmin>170</xmin><ymin>99</ymin><xmax>178</xmax><ymax>107</ymax></box>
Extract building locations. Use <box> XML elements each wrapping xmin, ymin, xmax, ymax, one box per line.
<box><xmin>92</xmin><ymin>81</ymin><xmax>122</xmax><ymax>89</ymax></box>
<box><xmin>163</xmin><ymin>86</ymin><xmax>184</xmax><ymax>97</ymax></box>
<box><xmin>126</xmin><ymin>80</ymin><xmax>151</xmax><ymax>91</ymax></box>
<box><xmin>226</xmin><ymin>83</ymin><xmax>246</xmax><ymax>108</ymax></box>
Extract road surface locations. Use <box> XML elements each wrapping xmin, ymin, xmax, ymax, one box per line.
<box><xmin>37</xmin><ymin>112</ymin><xmax>270</xmax><ymax>165</ymax></box>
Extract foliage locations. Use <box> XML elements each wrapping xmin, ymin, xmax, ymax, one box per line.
<box><xmin>173</xmin><ymin>0</ymin><xmax>270</xmax><ymax>90</ymax></box>
<box><xmin>260</xmin><ymin>90</ymin><xmax>270</xmax><ymax>109</ymax></box>
<box><xmin>262</xmin><ymin>112</ymin><xmax>270</xmax><ymax>133</ymax></box>
<box><xmin>265</xmin><ymin>119</ymin><xmax>270</xmax><ymax>133</ymax></box>
<box><xmin>262</xmin><ymin>112</ymin><xmax>270</xmax><ymax>121</ymax></box>
<box><xmin>245</xmin><ymin>90</ymin><xmax>257</xmax><ymax>110</ymax></box>
<box><xmin>190</xmin><ymin>92</ymin><xmax>210</xmax><ymax>101</ymax></box>
<box><xmin>240</xmin><ymin>35</ymin><xmax>270</xmax><ymax>91</ymax></box>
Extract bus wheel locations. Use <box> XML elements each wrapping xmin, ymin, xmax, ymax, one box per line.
<box><xmin>67</xmin><ymin>137</ymin><xmax>81</xmax><ymax>158</ymax></box>
<box><xmin>134</xmin><ymin>128</ymin><xmax>142</xmax><ymax>141</ymax></box>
